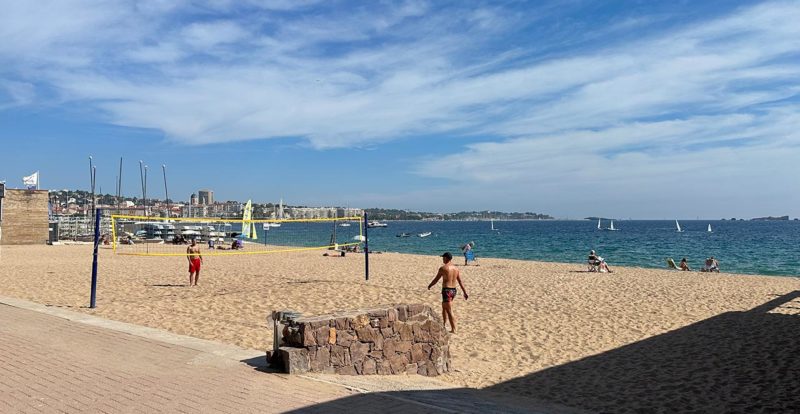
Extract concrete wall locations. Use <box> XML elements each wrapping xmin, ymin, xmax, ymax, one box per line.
<box><xmin>0</xmin><ymin>189</ymin><xmax>49</xmax><ymax>245</ymax></box>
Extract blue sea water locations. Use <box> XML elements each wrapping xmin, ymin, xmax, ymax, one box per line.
<box><xmin>254</xmin><ymin>220</ymin><xmax>799</xmax><ymax>277</ymax></box>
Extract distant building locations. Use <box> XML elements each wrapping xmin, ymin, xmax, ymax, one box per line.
<box><xmin>190</xmin><ymin>193</ymin><xmax>197</xmax><ymax>205</ymax></box>
<box><xmin>198</xmin><ymin>189</ymin><xmax>213</xmax><ymax>205</ymax></box>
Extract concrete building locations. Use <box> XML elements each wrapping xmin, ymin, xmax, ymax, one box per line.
<box><xmin>0</xmin><ymin>188</ymin><xmax>50</xmax><ymax>245</ymax></box>
<box><xmin>198</xmin><ymin>189</ymin><xmax>213</xmax><ymax>205</ymax></box>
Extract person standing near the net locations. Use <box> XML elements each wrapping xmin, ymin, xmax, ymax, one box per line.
<box><xmin>186</xmin><ymin>238</ymin><xmax>203</xmax><ymax>286</ymax></box>
<box><xmin>428</xmin><ymin>252</ymin><xmax>469</xmax><ymax>334</ymax></box>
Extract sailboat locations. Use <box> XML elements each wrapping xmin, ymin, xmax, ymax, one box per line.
<box><xmin>491</xmin><ymin>218</ymin><xmax>498</xmax><ymax>231</ymax></box>
<box><xmin>608</xmin><ymin>220</ymin><xmax>619</xmax><ymax>231</ymax></box>
<box><xmin>241</xmin><ymin>200</ymin><xmax>258</xmax><ymax>240</ymax></box>
<box><xmin>707</xmin><ymin>224</ymin><xmax>712</xmax><ymax>233</ymax></box>
<box><xmin>597</xmin><ymin>218</ymin><xmax>602</xmax><ymax>230</ymax></box>
<box><xmin>675</xmin><ymin>220</ymin><xmax>683</xmax><ymax>233</ymax></box>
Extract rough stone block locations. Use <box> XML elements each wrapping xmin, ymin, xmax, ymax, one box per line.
<box><xmin>387</xmin><ymin>308</ymin><xmax>397</xmax><ymax>322</ymax></box>
<box><xmin>314</xmin><ymin>326</ymin><xmax>331</xmax><ymax>346</ymax></box>
<box><xmin>367</xmin><ymin>308</ymin><xmax>389</xmax><ymax>319</ymax></box>
<box><xmin>377</xmin><ymin>360</ymin><xmax>392</xmax><ymax>375</ymax></box>
<box><xmin>407</xmin><ymin>304</ymin><xmax>426</xmax><ymax>317</ymax></box>
<box><xmin>355</xmin><ymin>326</ymin><xmax>378</xmax><ymax>342</ymax></box>
<box><xmin>380</xmin><ymin>327</ymin><xmax>394</xmax><ymax>337</ymax></box>
<box><xmin>372</xmin><ymin>334</ymin><xmax>384</xmax><ymax>351</ymax></box>
<box><xmin>310</xmin><ymin>346</ymin><xmax>330</xmax><ymax>371</ymax></box>
<box><xmin>382</xmin><ymin>339</ymin><xmax>397</xmax><ymax>357</ymax></box>
<box><xmin>334</xmin><ymin>317</ymin><xmax>351</xmax><ymax>331</ymax></box>
<box><xmin>336</xmin><ymin>330</ymin><xmax>355</xmax><ymax>347</ymax></box>
<box><xmin>395</xmin><ymin>322</ymin><xmax>413</xmax><ymax>341</ymax></box>
<box><xmin>369</xmin><ymin>318</ymin><xmax>380</xmax><ymax>328</ymax></box>
<box><xmin>330</xmin><ymin>345</ymin><xmax>351</xmax><ymax>367</ymax></box>
<box><xmin>279</xmin><ymin>347</ymin><xmax>309</xmax><ymax>374</ymax></box>
<box><xmin>411</xmin><ymin>343</ymin><xmax>429</xmax><ymax>362</ymax></box>
<box><xmin>412</xmin><ymin>320</ymin><xmax>434</xmax><ymax>343</ymax></box>
<box><xmin>396</xmin><ymin>340</ymin><xmax>412</xmax><ymax>353</ymax></box>
<box><xmin>395</xmin><ymin>305</ymin><xmax>408</xmax><ymax>322</ymax></box>
<box><xmin>353</xmin><ymin>314</ymin><xmax>370</xmax><ymax>328</ymax></box>
<box><xmin>362</xmin><ymin>358</ymin><xmax>377</xmax><ymax>375</ymax></box>
<box><xmin>328</xmin><ymin>327</ymin><xmax>337</xmax><ymax>345</ymax></box>
<box><xmin>349</xmin><ymin>341</ymin><xmax>370</xmax><ymax>363</ymax></box>
<box><xmin>389</xmin><ymin>353</ymin><xmax>409</xmax><ymax>374</ymax></box>
<box><xmin>336</xmin><ymin>365</ymin><xmax>358</xmax><ymax>375</ymax></box>
<box><xmin>299</xmin><ymin>324</ymin><xmax>316</xmax><ymax>347</ymax></box>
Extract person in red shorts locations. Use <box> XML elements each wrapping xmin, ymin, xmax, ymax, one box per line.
<box><xmin>186</xmin><ymin>238</ymin><xmax>203</xmax><ymax>286</ymax></box>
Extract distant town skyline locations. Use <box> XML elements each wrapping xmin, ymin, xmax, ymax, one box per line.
<box><xmin>1</xmin><ymin>1</ymin><xmax>798</xmax><ymax>219</ymax></box>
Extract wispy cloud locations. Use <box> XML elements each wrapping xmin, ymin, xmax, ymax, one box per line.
<box><xmin>0</xmin><ymin>1</ymin><xmax>798</xmax><ymax>216</ymax></box>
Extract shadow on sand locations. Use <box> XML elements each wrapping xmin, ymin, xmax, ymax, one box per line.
<box><xmin>281</xmin><ymin>291</ymin><xmax>800</xmax><ymax>413</ymax></box>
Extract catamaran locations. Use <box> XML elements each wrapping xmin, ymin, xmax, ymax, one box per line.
<box><xmin>676</xmin><ymin>220</ymin><xmax>683</xmax><ymax>233</ymax></box>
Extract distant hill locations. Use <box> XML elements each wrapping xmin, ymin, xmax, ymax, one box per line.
<box><xmin>751</xmin><ymin>215</ymin><xmax>789</xmax><ymax>221</ymax></box>
<box><xmin>364</xmin><ymin>209</ymin><xmax>553</xmax><ymax>221</ymax></box>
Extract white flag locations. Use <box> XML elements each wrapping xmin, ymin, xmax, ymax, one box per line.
<box><xmin>23</xmin><ymin>171</ymin><xmax>38</xmax><ymax>189</ymax></box>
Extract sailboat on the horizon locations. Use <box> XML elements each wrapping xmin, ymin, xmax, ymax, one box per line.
<box><xmin>707</xmin><ymin>224</ymin><xmax>712</xmax><ymax>233</ymax></box>
<box><xmin>608</xmin><ymin>220</ymin><xmax>619</xmax><ymax>231</ymax></box>
<box><xmin>491</xmin><ymin>218</ymin><xmax>498</xmax><ymax>231</ymax></box>
<box><xmin>597</xmin><ymin>218</ymin><xmax>602</xmax><ymax>230</ymax></box>
<box><xmin>676</xmin><ymin>219</ymin><xmax>683</xmax><ymax>233</ymax></box>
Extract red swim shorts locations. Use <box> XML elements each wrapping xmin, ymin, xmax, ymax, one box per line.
<box><xmin>189</xmin><ymin>258</ymin><xmax>202</xmax><ymax>273</ymax></box>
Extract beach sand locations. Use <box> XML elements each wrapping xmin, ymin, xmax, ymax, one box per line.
<box><xmin>1</xmin><ymin>244</ymin><xmax>798</xmax><ymax>412</ymax></box>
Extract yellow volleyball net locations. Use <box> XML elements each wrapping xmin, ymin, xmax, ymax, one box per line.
<box><xmin>110</xmin><ymin>214</ymin><xmax>364</xmax><ymax>256</ymax></box>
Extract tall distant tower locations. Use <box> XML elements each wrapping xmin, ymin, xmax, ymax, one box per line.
<box><xmin>278</xmin><ymin>198</ymin><xmax>284</xmax><ymax>219</ymax></box>
<box><xmin>198</xmin><ymin>189</ymin><xmax>214</xmax><ymax>205</ymax></box>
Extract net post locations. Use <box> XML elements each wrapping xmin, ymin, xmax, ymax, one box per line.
<box><xmin>90</xmin><ymin>208</ymin><xmax>101</xmax><ymax>308</ymax></box>
<box><xmin>364</xmin><ymin>213</ymin><xmax>369</xmax><ymax>281</ymax></box>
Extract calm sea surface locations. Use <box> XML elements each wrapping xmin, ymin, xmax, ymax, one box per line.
<box><xmin>255</xmin><ymin>220</ymin><xmax>799</xmax><ymax>277</ymax></box>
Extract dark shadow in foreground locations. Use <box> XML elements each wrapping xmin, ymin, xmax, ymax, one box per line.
<box><xmin>281</xmin><ymin>291</ymin><xmax>800</xmax><ymax>413</ymax></box>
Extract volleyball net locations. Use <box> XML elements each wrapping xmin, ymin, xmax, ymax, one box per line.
<box><xmin>110</xmin><ymin>214</ymin><xmax>364</xmax><ymax>256</ymax></box>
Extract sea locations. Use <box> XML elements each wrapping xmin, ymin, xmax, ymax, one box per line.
<box><xmin>254</xmin><ymin>220</ymin><xmax>799</xmax><ymax>277</ymax></box>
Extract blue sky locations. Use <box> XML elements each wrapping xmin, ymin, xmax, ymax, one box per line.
<box><xmin>1</xmin><ymin>0</ymin><xmax>798</xmax><ymax>219</ymax></box>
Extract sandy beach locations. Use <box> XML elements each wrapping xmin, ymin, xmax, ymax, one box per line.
<box><xmin>2</xmin><ymin>244</ymin><xmax>799</xmax><ymax>412</ymax></box>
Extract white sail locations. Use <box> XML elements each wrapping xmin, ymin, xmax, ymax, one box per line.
<box><xmin>707</xmin><ymin>224</ymin><xmax>712</xmax><ymax>232</ymax></box>
<box><xmin>597</xmin><ymin>218</ymin><xmax>602</xmax><ymax>230</ymax></box>
<box><xmin>676</xmin><ymin>220</ymin><xmax>682</xmax><ymax>232</ymax></box>
<box><xmin>491</xmin><ymin>218</ymin><xmax>495</xmax><ymax>231</ymax></box>
<box><xmin>610</xmin><ymin>221</ymin><xmax>616</xmax><ymax>231</ymax></box>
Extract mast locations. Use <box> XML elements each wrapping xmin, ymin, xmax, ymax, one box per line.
<box><xmin>162</xmin><ymin>165</ymin><xmax>169</xmax><ymax>218</ymax></box>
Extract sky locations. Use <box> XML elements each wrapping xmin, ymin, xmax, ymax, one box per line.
<box><xmin>0</xmin><ymin>0</ymin><xmax>798</xmax><ymax>219</ymax></box>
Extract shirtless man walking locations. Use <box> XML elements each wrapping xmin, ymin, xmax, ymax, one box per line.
<box><xmin>427</xmin><ymin>252</ymin><xmax>469</xmax><ymax>333</ymax></box>
<box><xmin>186</xmin><ymin>238</ymin><xmax>203</xmax><ymax>286</ymax></box>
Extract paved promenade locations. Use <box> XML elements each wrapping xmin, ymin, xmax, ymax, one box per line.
<box><xmin>0</xmin><ymin>298</ymin><xmax>561</xmax><ymax>414</ymax></box>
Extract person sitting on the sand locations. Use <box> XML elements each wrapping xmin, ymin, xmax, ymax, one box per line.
<box><xmin>589</xmin><ymin>250</ymin><xmax>613</xmax><ymax>273</ymax></box>
<box><xmin>701</xmin><ymin>257</ymin><xmax>720</xmax><ymax>272</ymax></box>
<box><xmin>679</xmin><ymin>258</ymin><xmax>691</xmax><ymax>271</ymax></box>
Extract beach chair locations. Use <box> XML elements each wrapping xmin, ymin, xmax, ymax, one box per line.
<box><xmin>666</xmin><ymin>258</ymin><xmax>680</xmax><ymax>270</ymax></box>
<box><xmin>587</xmin><ymin>258</ymin><xmax>600</xmax><ymax>272</ymax></box>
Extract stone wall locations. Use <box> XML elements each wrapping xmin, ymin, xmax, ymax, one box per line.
<box><xmin>0</xmin><ymin>189</ymin><xmax>49</xmax><ymax>245</ymax></box>
<box><xmin>275</xmin><ymin>304</ymin><xmax>450</xmax><ymax>376</ymax></box>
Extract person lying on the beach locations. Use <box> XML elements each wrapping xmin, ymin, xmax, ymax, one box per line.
<box><xmin>427</xmin><ymin>252</ymin><xmax>469</xmax><ymax>334</ymax></box>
